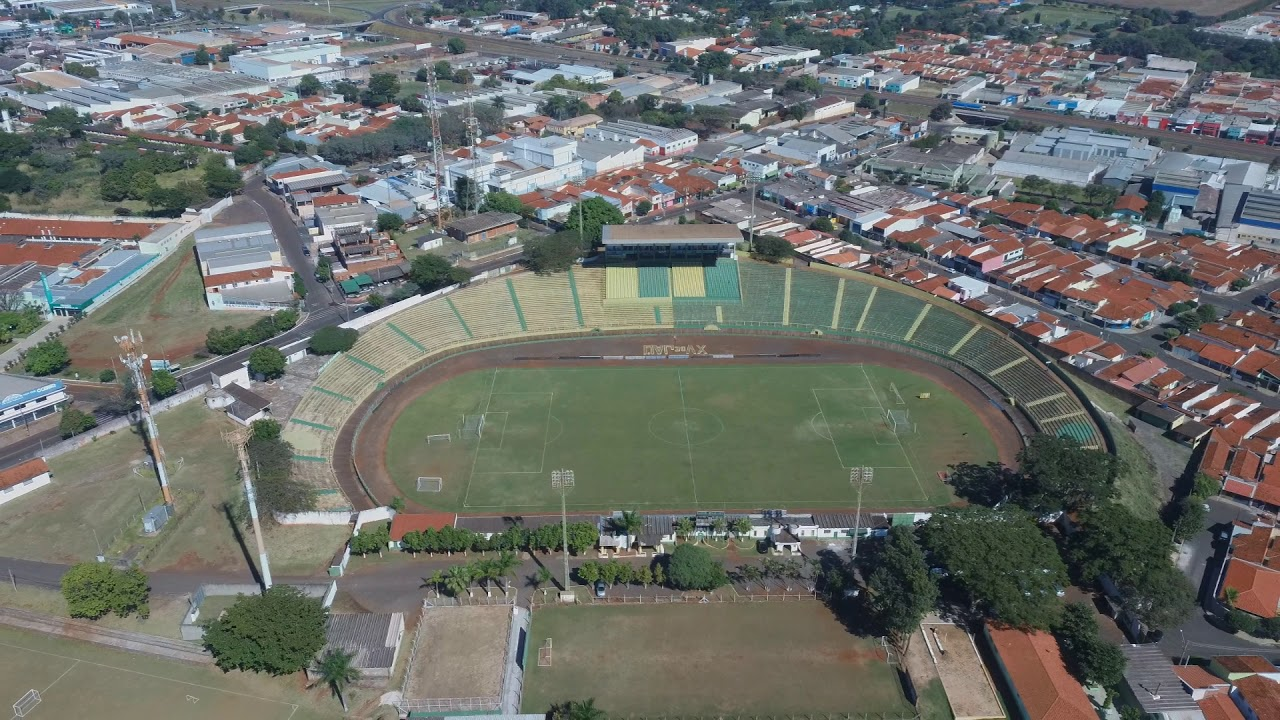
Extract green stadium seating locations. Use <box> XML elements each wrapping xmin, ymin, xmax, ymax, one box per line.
<box><xmin>449</xmin><ymin>280</ymin><xmax>524</xmax><ymax>338</ymax></box>
<box><xmin>703</xmin><ymin>260</ymin><xmax>741</xmax><ymax>300</ymax></box>
<box><xmin>909</xmin><ymin>307</ymin><xmax>978</xmax><ymax>355</ymax></box>
<box><xmin>858</xmin><ymin>289</ymin><xmax>926</xmax><ymax>340</ymax></box>
<box><xmin>638</xmin><ymin>265</ymin><xmax>671</xmax><ymax>298</ymax></box>
<box><xmin>347</xmin><ymin>323</ymin><xmax>424</xmax><ymax>370</ymax></box>
<box><xmin>717</xmin><ymin>262</ymin><xmax>786</xmax><ymax>327</ymax></box>
<box><xmin>392</xmin><ymin>298</ymin><xmax>472</xmax><ymax>350</ymax></box>
<box><xmin>672</xmin><ymin>263</ymin><xmax>706</xmax><ymax>298</ymax></box>
<box><xmin>787</xmin><ymin>267</ymin><xmax>840</xmax><ymax>330</ymax></box>
<box><xmin>673</xmin><ymin>299</ymin><xmax>719</xmax><ymax>328</ymax></box>
<box><xmin>832</xmin><ymin>280</ymin><xmax>874</xmax><ymax>335</ymax></box>
<box><xmin>511</xmin><ymin>273</ymin><xmax>583</xmax><ymax>333</ymax></box>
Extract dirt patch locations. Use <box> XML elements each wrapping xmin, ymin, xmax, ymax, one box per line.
<box><xmin>404</xmin><ymin>605</ymin><xmax>512</xmax><ymax>702</ymax></box>
<box><xmin>336</xmin><ymin>334</ymin><xmax>1028</xmax><ymax>513</ymax></box>
<box><xmin>919</xmin><ymin>622</ymin><xmax>1004</xmax><ymax>720</ymax></box>
<box><xmin>1077</xmin><ymin>0</ymin><xmax>1256</xmax><ymax>14</ymax></box>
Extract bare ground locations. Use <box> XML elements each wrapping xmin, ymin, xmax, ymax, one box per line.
<box><xmin>404</xmin><ymin>605</ymin><xmax>512</xmax><ymax>701</ymax></box>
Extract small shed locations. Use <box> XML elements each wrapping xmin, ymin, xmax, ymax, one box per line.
<box><xmin>0</xmin><ymin>457</ymin><xmax>52</xmax><ymax>507</ymax></box>
<box><xmin>1133</xmin><ymin>401</ymin><xmax>1184</xmax><ymax>431</ymax></box>
<box><xmin>770</xmin><ymin>525</ymin><xmax>802</xmax><ymax>554</ymax></box>
<box><xmin>224</xmin><ymin>383</ymin><xmax>271</xmax><ymax>425</ymax></box>
<box><xmin>445</xmin><ymin>212</ymin><xmax>521</xmax><ymax>244</ymax></box>
<box><xmin>1168</xmin><ymin>419</ymin><xmax>1212</xmax><ymax>447</ymax></box>
<box><xmin>322</xmin><ymin>612</ymin><xmax>406</xmax><ymax>681</ymax></box>
<box><xmin>142</xmin><ymin>504</ymin><xmax>170</xmax><ymax>534</ymax></box>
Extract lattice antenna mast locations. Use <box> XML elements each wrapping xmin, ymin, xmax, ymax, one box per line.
<box><xmin>223</xmin><ymin>427</ymin><xmax>273</xmax><ymax>591</ymax></box>
<box><xmin>424</xmin><ymin>66</ymin><xmax>447</xmax><ymax>231</ymax></box>
<box><xmin>463</xmin><ymin>99</ymin><xmax>481</xmax><ymax>218</ymax></box>
<box><xmin>115</xmin><ymin>330</ymin><xmax>173</xmax><ymax>512</ymax></box>
<box><xmin>850</xmin><ymin>467</ymin><xmax>874</xmax><ymax>561</ymax></box>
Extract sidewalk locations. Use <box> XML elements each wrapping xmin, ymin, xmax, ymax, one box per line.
<box><xmin>0</xmin><ymin>323</ymin><xmax>61</xmax><ymax>372</ymax></box>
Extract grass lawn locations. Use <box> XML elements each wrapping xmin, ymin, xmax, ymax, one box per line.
<box><xmin>1077</xmin><ymin>382</ymin><xmax>1161</xmax><ymax>520</ymax></box>
<box><xmin>7</xmin><ymin>160</ymin><xmax>204</xmax><ymax>217</ymax></box>
<box><xmin>266</xmin><ymin>2</ymin><xmax>371</xmax><ymax>22</ymax></box>
<box><xmin>523</xmin><ymin>603</ymin><xmax>913</xmax><ymax>716</ymax></box>
<box><xmin>1017</xmin><ymin>2</ymin><xmax>1124</xmax><ymax>28</ymax></box>
<box><xmin>0</xmin><ymin>625</ymin><xmax>351</xmax><ymax>719</ymax></box>
<box><xmin>59</xmin><ymin>237</ymin><xmax>266</xmax><ymax>373</ymax></box>
<box><xmin>0</xmin><ymin>586</ymin><xmax>191</xmax><ymax>640</ymax></box>
<box><xmin>386</xmin><ymin>363</ymin><xmax>997</xmax><ymax>512</ymax></box>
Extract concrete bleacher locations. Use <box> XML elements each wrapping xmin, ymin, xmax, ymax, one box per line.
<box><xmin>315</xmin><ymin>355</ymin><xmax>384</xmax><ymax>399</ymax></box>
<box><xmin>672</xmin><ymin>263</ymin><xmax>707</xmax><ymax>298</ymax></box>
<box><xmin>391</xmin><ymin>299</ymin><xmax>473</xmax><ymax>350</ymax></box>
<box><xmin>448</xmin><ymin>279</ymin><xmax>524</xmax><ymax>339</ymax></box>
<box><xmin>858</xmin><ymin>289</ymin><xmax>927</xmax><ymax>340</ymax></box>
<box><xmin>787</xmin><ymin>267</ymin><xmax>840</xmax><ymax>330</ymax></box>
<box><xmin>833</xmin><ymin>280</ymin><xmax>874</xmax><ymax>334</ymax></box>
<box><xmin>347</xmin><ymin>323</ymin><xmax>424</xmax><ymax>370</ymax></box>
<box><xmin>605</xmin><ymin>265</ymin><xmax>639</xmax><ymax>300</ymax></box>
<box><xmin>512</xmin><ymin>273</ymin><xmax>583</xmax><ymax>333</ymax></box>
<box><xmin>638</xmin><ymin>265</ymin><xmax>671</xmax><ymax>298</ymax></box>
<box><xmin>703</xmin><ymin>260</ymin><xmax>741</xmax><ymax>300</ymax></box>
<box><xmin>715</xmin><ymin>261</ymin><xmax>785</xmax><ymax>326</ymax></box>
<box><xmin>909</xmin><ymin>307</ymin><xmax>978</xmax><ymax>355</ymax></box>
<box><xmin>577</xmin><ymin>266</ymin><xmax>673</xmax><ymax>329</ymax></box>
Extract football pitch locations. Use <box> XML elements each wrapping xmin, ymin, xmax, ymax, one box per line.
<box><xmin>384</xmin><ymin>363</ymin><xmax>1001</xmax><ymax>511</ymax></box>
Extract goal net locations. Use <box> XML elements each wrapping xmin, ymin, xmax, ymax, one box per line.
<box><xmin>538</xmin><ymin>638</ymin><xmax>553</xmax><ymax>667</ymax></box>
<box><xmin>460</xmin><ymin>414</ymin><xmax>486</xmax><ymax>440</ymax></box>
<box><xmin>417</xmin><ymin>477</ymin><xmax>443</xmax><ymax>492</ymax></box>
<box><xmin>886</xmin><ymin>408</ymin><xmax>914</xmax><ymax>435</ymax></box>
<box><xmin>427</xmin><ymin>434</ymin><xmax>451</xmax><ymax>444</ymax></box>
<box><xmin>13</xmin><ymin>690</ymin><xmax>40</xmax><ymax>718</ymax></box>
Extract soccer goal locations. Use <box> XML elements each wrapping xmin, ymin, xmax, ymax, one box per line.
<box><xmin>426</xmin><ymin>434</ymin><xmax>451</xmax><ymax>445</ymax></box>
<box><xmin>13</xmin><ymin>689</ymin><xmax>41</xmax><ymax>718</ymax></box>
<box><xmin>417</xmin><ymin>477</ymin><xmax>444</xmax><ymax>493</ymax></box>
<box><xmin>889</xmin><ymin>382</ymin><xmax>907</xmax><ymax>405</ymax></box>
<box><xmin>538</xmin><ymin>638</ymin><xmax>553</xmax><ymax>667</ymax></box>
<box><xmin>460</xmin><ymin>414</ymin><xmax>486</xmax><ymax>440</ymax></box>
<box><xmin>886</xmin><ymin>408</ymin><xmax>915</xmax><ymax>435</ymax></box>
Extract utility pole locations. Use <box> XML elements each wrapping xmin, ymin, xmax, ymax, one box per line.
<box><xmin>116</xmin><ymin>330</ymin><xmax>173</xmax><ymax>512</ymax></box>
<box><xmin>551</xmin><ymin>469</ymin><xmax>574</xmax><ymax>593</ymax></box>
<box><xmin>747</xmin><ymin>180</ymin><xmax>757</xmax><ymax>253</ymax></box>
<box><xmin>850</xmin><ymin>467</ymin><xmax>873</xmax><ymax>561</ymax></box>
<box><xmin>224</xmin><ymin>428</ymin><xmax>273</xmax><ymax>591</ymax></box>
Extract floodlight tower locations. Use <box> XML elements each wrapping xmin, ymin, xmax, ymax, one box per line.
<box><xmin>850</xmin><ymin>467</ymin><xmax>874</xmax><ymax>561</ymax></box>
<box><xmin>115</xmin><ymin>330</ymin><xmax>173</xmax><ymax>512</ymax></box>
<box><xmin>223</xmin><ymin>427</ymin><xmax>273</xmax><ymax>591</ymax></box>
<box><xmin>551</xmin><ymin>469</ymin><xmax>575</xmax><ymax>592</ymax></box>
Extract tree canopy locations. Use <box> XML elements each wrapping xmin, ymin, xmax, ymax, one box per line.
<box><xmin>525</xmin><ymin>231</ymin><xmax>584</xmax><ymax>275</ymax></box>
<box><xmin>61</xmin><ymin>563</ymin><xmax>150</xmax><ymax>620</ymax></box>
<box><xmin>921</xmin><ymin>506</ymin><xmax>1067</xmax><ymax>629</ymax></box>
<box><xmin>563</xmin><ymin>197</ymin><xmax>624</xmax><ymax>246</ymax></box>
<box><xmin>202</xmin><ymin>586</ymin><xmax>328</xmax><ymax>675</ymax></box>
<box><xmin>665</xmin><ymin>544</ymin><xmax>728</xmax><ymax>591</ymax></box>
<box><xmin>24</xmin><ymin>339</ymin><xmax>69</xmax><ymax>376</ymax></box>
<box><xmin>248</xmin><ymin>346</ymin><xmax>287</xmax><ymax>379</ymax></box>
<box><xmin>309</xmin><ymin>326</ymin><xmax>359</xmax><ymax>355</ymax></box>
<box><xmin>862</xmin><ymin>526</ymin><xmax>938</xmax><ymax>647</ymax></box>
<box><xmin>150</xmin><ymin>369</ymin><xmax>179</xmax><ymax>399</ymax></box>
<box><xmin>1017</xmin><ymin>434</ymin><xmax>1122</xmax><ymax>513</ymax></box>
<box><xmin>409</xmin><ymin>254</ymin><xmax>472</xmax><ymax>293</ymax></box>
<box><xmin>752</xmin><ymin>235</ymin><xmax>791</xmax><ymax>263</ymax></box>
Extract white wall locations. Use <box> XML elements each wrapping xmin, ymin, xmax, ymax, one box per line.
<box><xmin>0</xmin><ymin>471</ymin><xmax>50</xmax><ymax>506</ymax></box>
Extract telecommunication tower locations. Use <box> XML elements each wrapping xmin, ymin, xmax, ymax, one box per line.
<box><xmin>423</xmin><ymin>66</ymin><xmax>448</xmax><ymax>230</ymax></box>
<box><xmin>115</xmin><ymin>330</ymin><xmax>174</xmax><ymax>512</ymax></box>
<box><xmin>223</xmin><ymin>427</ymin><xmax>273</xmax><ymax>591</ymax></box>
<box><xmin>463</xmin><ymin>100</ymin><xmax>481</xmax><ymax>218</ymax></box>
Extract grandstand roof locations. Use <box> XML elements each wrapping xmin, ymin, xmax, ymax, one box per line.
<box><xmin>601</xmin><ymin>224</ymin><xmax>743</xmax><ymax>246</ymax></box>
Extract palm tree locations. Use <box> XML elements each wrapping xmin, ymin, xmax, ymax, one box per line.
<box><xmin>422</xmin><ymin>570</ymin><xmax>445</xmax><ymax>596</ymax></box>
<box><xmin>491</xmin><ymin>550</ymin><xmax>519</xmax><ymax>593</ymax></box>
<box><xmin>311</xmin><ymin>648</ymin><xmax>359</xmax><ymax>712</ymax></box>
<box><xmin>616</xmin><ymin>510</ymin><xmax>643</xmax><ymax>549</ymax></box>
<box><xmin>675</xmin><ymin>517</ymin><xmax>695</xmax><ymax>541</ymax></box>
<box><xmin>731</xmin><ymin>517</ymin><xmax>753</xmax><ymax>541</ymax></box>
<box><xmin>566</xmin><ymin>698</ymin><xmax>606</xmax><ymax>720</ymax></box>
<box><xmin>1224</xmin><ymin>586</ymin><xmax>1240</xmax><ymax>608</ymax></box>
<box><xmin>711</xmin><ymin>517</ymin><xmax>728</xmax><ymax>539</ymax></box>
<box><xmin>444</xmin><ymin>564</ymin><xmax>472</xmax><ymax>597</ymax></box>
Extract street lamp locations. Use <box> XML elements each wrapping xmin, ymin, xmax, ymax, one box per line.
<box><xmin>850</xmin><ymin>467</ymin><xmax>874</xmax><ymax>561</ymax></box>
<box><xmin>551</xmin><ymin>469</ymin><xmax>575</xmax><ymax>593</ymax></box>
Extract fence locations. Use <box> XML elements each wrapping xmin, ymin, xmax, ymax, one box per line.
<box><xmin>585</xmin><ymin>590</ymin><xmax>820</xmax><ymax>605</ymax></box>
<box><xmin>340</xmin><ymin>283</ymin><xmax>462</xmax><ymax>332</ymax></box>
<box><xmin>273</xmin><ymin>510</ymin><xmax>356</xmax><ymax>526</ymax></box>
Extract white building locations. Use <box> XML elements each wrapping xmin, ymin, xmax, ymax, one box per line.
<box><xmin>584</xmin><ymin>120</ymin><xmax>698</xmax><ymax>158</ymax></box>
<box><xmin>0</xmin><ymin>375</ymin><xmax>67</xmax><ymax>433</ymax></box>
<box><xmin>577</xmin><ymin>139</ymin><xmax>645</xmax><ymax>177</ymax></box>
<box><xmin>193</xmin><ymin>222</ymin><xmax>294</xmax><ymax>310</ymax></box>
<box><xmin>229</xmin><ymin>43</ymin><xmax>343</xmax><ymax>83</ymax></box>
<box><xmin>0</xmin><ymin>457</ymin><xmax>51</xmax><ymax>507</ymax></box>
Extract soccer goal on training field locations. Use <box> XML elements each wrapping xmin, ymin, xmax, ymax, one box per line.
<box><xmin>538</xmin><ymin>638</ymin><xmax>553</xmax><ymax>667</ymax></box>
<box><xmin>886</xmin><ymin>408</ymin><xmax>915</xmax><ymax>435</ymax></box>
<box><xmin>460</xmin><ymin>414</ymin><xmax>486</xmax><ymax>440</ymax></box>
<box><xmin>417</xmin><ymin>477</ymin><xmax>443</xmax><ymax>493</ymax></box>
<box><xmin>426</xmin><ymin>433</ymin><xmax>451</xmax><ymax>444</ymax></box>
<box><xmin>12</xmin><ymin>689</ymin><xmax>41</xmax><ymax>718</ymax></box>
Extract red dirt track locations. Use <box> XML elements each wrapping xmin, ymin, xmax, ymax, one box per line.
<box><xmin>335</xmin><ymin>333</ymin><xmax>1030</xmax><ymax>513</ymax></box>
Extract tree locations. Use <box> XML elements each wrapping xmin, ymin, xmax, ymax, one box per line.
<box><xmin>1054</xmin><ymin>602</ymin><xmax>1126</xmax><ymax>689</ymax></box>
<box><xmin>63</xmin><ymin>61</ymin><xmax>98</xmax><ymax>79</ymax></box>
<box><xmin>1226</xmin><ymin>609</ymin><xmax>1259</xmax><ymax>635</ymax></box>
<box><xmin>665</xmin><ymin>544</ymin><xmax>727</xmax><ymax>591</ymax></box>
<box><xmin>453</xmin><ymin>69</ymin><xmax>474</xmax><ymax>85</ymax></box>
<box><xmin>1192</xmin><ymin>473</ymin><xmax>1220</xmax><ymax>499</ymax></box>
<box><xmin>362</xmin><ymin>73</ymin><xmax>401</xmax><ymax>107</ymax></box>
<box><xmin>525</xmin><ymin>231</ymin><xmax>584</xmax><ymax>275</ymax></box>
<box><xmin>410</xmin><ymin>254</ymin><xmax>471</xmax><ymax>293</ymax></box>
<box><xmin>203</xmin><ymin>156</ymin><xmax>243</xmax><ymax>197</ymax></box>
<box><xmin>551</xmin><ymin>698</ymin><xmax>607</xmax><ymax>720</ymax></box>
<box><xmin>61</xmin><ymin>563</ymin><xmax>150</xmax><ymax>620</ymax></box>
<box><xmin>564</xmin><ymin>197</ymin><xmax>624</xmax><ymax>246</ymax></box>
<box><xmin>202</xmin><ymin>586</ymin><xmax>328</xmax><ymax>674</ymax></box>
<box><xmin>1170</xmin><ymin>497</ymin><xmax>1207</xmax><ymax>543</ymax></box>
<box><xmin>58</xmin><ymin>407</ymin><xmax>97</xmax><ymax>438</ymax></box>
<box><xmin>922</xmin><ymin>507</ymin><xmax>1067</xmax><ymax>629</ymax></box>
<box><xmin>194</xmin><ymin>45</ymin><xmax>212</xmax><ymax>65</ymax></box>
<box><xmin>150</xmin><ymin>369</ymin><xmax>178</xmax><ymax>399</ymax></box>
<box><xmin>731</xmin><ymin>517</ymin><xmax>753</xmax><ymax>540</ymax></box>
<box><xmin>315</xmin><ymin>255</ymin><xmax>332</xmax><ymax>283</ymax></box>
<box><xmin>615</xmin><ymin>510</ymin><xmax>644</xmax><ymax>548</ymax></box>
<box><xmin>635</xmin><ymin>200</ymin><xmax>653</xmax><ymax>217</ymax></box>
<box><xmin>1016</xmin><ymin>434</ymin><xmax>1122</xmax><ymax>513</ymax></box>
<box><xmin>858</xmin><ymin>92</ymin><xmax>878</xmax><ymax>109</ymax></box>
<box><xmin>863</xmin><ymin>526</ymin><xmax>938</xmax><ymax>648</ymax></box>
<box><xmin>0</xmin><ymin>167</ymin><xmax>31</xmax><ymax>194</ymax></box>
<box><xmin>248</xmin><ymin>346</ymin><xmax>286</xmax><ymax>380</ymax></box>
<box><xmin>929</xmin><ymin>102</ymin><xmax>952</xmax><ymax>121</ymax></box>
<box><xmin>220</xmin><ymin>44</ymin><xmax>239</xmax><ymax>61</ymax></box>
<box><xmin>311</xmin><ymin>648</ymin><xmax>358</xmax><ymax>711</ymax></box>
<box><xmin>296</xmin><ymin>74</ymin><xmax>322</xmax><ymax>97</ymax></box>
<box><xmin>810</xmin><ymin>217</ymin><xmax>835</xmax><ymax>233</ymax></box>
<box><xmin>309</xmin><ymin>326</ymin><xmax>358</xmax><ymax>355</ymax></box>
<box><xmin>376</xmin><ymin>212</ymin><xmax>405</xmax><ymax>234</ymax></box>
<box><xmin>1145</xmin><ymin>191</ymin><xmax>1166</xmax><ymax>222</ymax></box>
<box><xmin>753</xmin><ymin>235</ymin><xmax>792</xmax><ymax>263</ymax></box>
<box><xmin>24</xmin><ymin>339</ymin><xmax>69</xmax><ymax>376</ymax></box>
<box><xmin>447</xmin><ymin>37</ymin><xmax>466</xmax><ymax>54</ymax></box>
<box><xmin>481</xmin><ymin>191</ymin><xmax>527</xmax><ymax>216</ymax></box>
<box><xmin>251</xmin><ymin>418</ymin><xmax>281</xmax><ymax>442</ymax></box>
<box><xmin>99</xmin><ymin>369</ymin><xmax>116</xmax><ymax>383</ymax></box>
<box><xmin>675</xmin><ymin>517</ymin><xmax>695</xmax><ymax>540</ymax></box>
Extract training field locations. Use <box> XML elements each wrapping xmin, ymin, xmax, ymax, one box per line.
<box><xmin>522</xmin><ymin>603</ymin><xmax>913</xmax><ymax>716</ymax></box>
<box><xmin>0</xmin><ymin>626</ymin><xmax>334</xmax><ymax>720</ymax></box>
<box><xmin>384</xmin><ymin>363</ymin><xmax>999</xmax><ymax>511</ymax></box>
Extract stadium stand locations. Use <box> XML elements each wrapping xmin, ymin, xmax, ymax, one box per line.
<box><xmin>672</xmin><ymin>263</ymin><xmax>707</xmax><ymax>298</ymax></box>
<box><xmin>605</xmin><ymin>265</ymin><xmax>639</xmax><ymax>300</ymax></box>
<box><xmin>638</xmin><ymin>265</ymin><xmax>671</xmax><ymax>298</ymax></box>
<box><xmin>292</xmin><ymin>261</ymin><xmax>1101</xmax><ymax>471</ymax></box>
<box><xmin>787</xmin><ymin>268</ymin><xmax>841</xmax><ymax>330</ymax></box>
<box><xmin>449</xmin><ymin>280</ymin><xmax>524</xmax><ymax>338</ymax></box>
<box><xmin>512</xmin><ymin>274</ymin><xmax>583</xmax><ymax>333</ymax></box>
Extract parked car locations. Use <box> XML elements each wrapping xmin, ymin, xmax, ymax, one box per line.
<box><xmin>594</xmin><ymin>580</ymin><xmax>606</xmax><ymax>598</ymax></box>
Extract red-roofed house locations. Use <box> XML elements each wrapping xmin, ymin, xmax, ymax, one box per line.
<box><xmin>984</xmin><ymin>625</ymin><xmax>1094</xmax><ymax>720</ymax></box>
<box><xmin>0</xmin><ymin>457</ymin><xmax>51</xmax><ymax>507</ymax></box>
<box><xmin>388</xmin><ymin>512</ymin><xmax>458</xmax><ymax>548</ymax></box>
<box><xmin>1219</xmin><ymin>523</ymin><xmax>1280</xmax><ymax>618</ymax></box>
<box><xmin>1232</xmin><ymin>674</ymin><xmax>1280</xmax><ymax>720</ymax></box>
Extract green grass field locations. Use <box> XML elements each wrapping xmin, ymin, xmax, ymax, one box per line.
<box><xmin>522</xmin><ymin>604</ymin><xmax>913</xmax><ymax>716</ymax></box>
<box><xmin>0</xmin><ymin>626</ymin><xmax>342</xmax><ymax>719</ymax></box>
<box><xmin>386</xmin><ymin>363</ymin><xmax>998</xmax><ymax>511</ymax></box>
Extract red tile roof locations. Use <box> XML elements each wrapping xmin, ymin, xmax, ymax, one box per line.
<box><xmin>1198</xmin><ymin>692</ymin><xmax>1246</xmax><ymax>720</ymax></box>
<box><xmin>389</xmin><ymin>512</ymin><xmax>457</xmax><ymax>541</ymax></box>
<box><xmin>0</xmin><ymin>218</ymin><xmax>162</xmax><ymax>242</ymax></box>
<box><xmin>988</xmin><ymin>625</ymin><xmax>1094</xmax><ymax>720</ymax></box>
<box><xmin>0</xmin><ymin>457</ymin><xmax>49</xmax><ymax>491</ymax></box>
<box><xmin>1235</xmin><ymin>675</ymin><xmax>1280</xmax><ymax>720</ymax></box>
